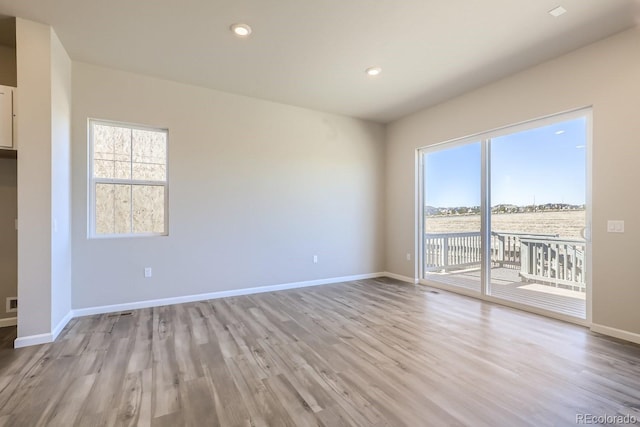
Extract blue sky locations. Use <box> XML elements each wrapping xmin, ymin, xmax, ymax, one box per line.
<box><xmin>424</xmin><ymin>117</ymin><xmax>586</xmax><ymax>207</ymax></box>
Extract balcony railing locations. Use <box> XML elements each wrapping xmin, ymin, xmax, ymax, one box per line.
<box><xmin>424</xmin><ymin>231</ymin><xmax>585</xmax><ymax>291</ymax></box>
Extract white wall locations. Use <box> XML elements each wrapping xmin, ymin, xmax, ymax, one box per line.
<box><xmin>15</xmin><ymin>18</ymin><xmax>52</xmax><ymax>337</ymax></box>
<box><xmin>0</xmin><ymin>157</ymin><xmax>16</xmax><ymax>321</ymax></box>
<box><xmin>50</xmin><ymin>29</ymin><xmax>71</xmax><ymax>331</ymax></box>
<box><xmin>14</xmin><ymin>20</ymin><xmax>72</xmax><ymax>343</ymax></box>
<box><xmin>71</xmin><ymin>62</ymin><xmax>385</xmax><ymax>310</ymax></box>
<box><xmin>386</xmin><ymin>27</ymin><xmax>640</xmax><ymax>336</ymax></box>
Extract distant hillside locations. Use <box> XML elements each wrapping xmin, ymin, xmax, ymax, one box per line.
<box><xmin>426</xmin><ymin>203</ymin><xmax>584</xmax><ymax>216</ymax></box>
<box><xmin>425</xmin><ymin>205</ymin><xmax>480</xmax><ymax>216</ymax></box>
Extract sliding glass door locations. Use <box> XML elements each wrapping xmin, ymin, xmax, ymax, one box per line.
<box><xmin>422</xmin><ymin>142</ymin><xmax>482</xmax><ymax>293</ymax></box>
<box><xmin>488</xmin><ymin>118</ymin><xmax>587</xmax><ymax>318</ymax></box>
<box><xmin>419</xmin><ymin>111</ymin><xmax>589</xmax><ymax>321</ymax></box>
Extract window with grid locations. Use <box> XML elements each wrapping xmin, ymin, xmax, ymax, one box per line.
<box><xmin>89</xmin><ymin>119</ymin><xmax>168</xmax><ymax>237</ymax></box>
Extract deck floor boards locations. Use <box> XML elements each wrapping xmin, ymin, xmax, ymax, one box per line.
<box><xmin>426</xmin><ymin>267</ymin><xmax>586</xmax><ymax>318</ymax></box>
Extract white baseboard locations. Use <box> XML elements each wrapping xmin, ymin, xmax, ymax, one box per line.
<box><xmin>383</xmin><ymin>272</ymin><xmax>418</xmax><ymax>284</ymax></box>
<box><xmin>591</xmin><ymin>323</ymin><xmax>640</xmax><ymax>345</ymax></box>
<box><xmin>52</xmin><ymin>310</ymin><xmax>74</xmax><ymax>340</ymax></box>
<box><xmin>0</xmin><ymin>317</ymin><xmax>17</xmax><ymax>328</ymax></box>
<box><xmin>72</xmin><ymin>272</ymin><xmax>386</xmax><ymax>318</ymax></box>
<box><xmin>15</xmin><ymin>278</ymin><xmax>640</xmax><ymax>349</ymax></box>
<box><xmin>13</xmin><ymin>272</ymin><xmax>391</xmax><ymax>348</ymax></box>
<box><xmin>13</xmin><ymin>310</ymin><xmax>74</xmax><ymax>349</ymax></box>
<box><xmin>14</xmin><ymin>332</ymin><xmax>53</xmax><ymax>348</ymax></box>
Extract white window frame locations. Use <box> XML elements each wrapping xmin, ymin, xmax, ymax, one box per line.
<box><xmin>88</xmin><ymin>118</ymin><xmax>169</xmax><ymax>238</ymax></box>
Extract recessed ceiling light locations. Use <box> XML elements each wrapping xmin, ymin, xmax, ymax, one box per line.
<box><xmin>555</xmin><ymin>130</ymin><xmax>565</xmax><ymax>135</ymax></box>
<box><xmin>549</xmin><ymin>6</ymin><xmax>567</xmax><ymax>18</ymax></box>
<box><xmin>230</xmin><ymin>23</ymin><xmax>252</xmax><ymax>37</ymax></box>
<box><xmin>366</xmin><ymin>67</ymin><xmax>381</xmax><ymax>76</ymax></box>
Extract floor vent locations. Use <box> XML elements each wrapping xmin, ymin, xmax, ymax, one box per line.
<box><xmin>107</xmin><ymin>311</ymin><xmax>133</xmax><ymax>318</ymax></box>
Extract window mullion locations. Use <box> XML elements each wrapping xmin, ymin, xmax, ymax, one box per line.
<box><xmin>93</xmin><ymin>178</ymin><xmax>165</xmax><ymax>186</ymax></box>
<box><xmin>481</xmin><ymin>138</ymin><xmax>491</xmax><ymax>296</ymax></box>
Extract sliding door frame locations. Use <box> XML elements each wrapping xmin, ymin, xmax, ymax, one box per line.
<box><xmin>417</xmin><ymin>107</ymin><xmax>592</xmax><ymax>326</ymax></box>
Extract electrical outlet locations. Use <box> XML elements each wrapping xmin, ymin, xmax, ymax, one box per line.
<box><xmin>144</xmin><ymin>267</ymin><xmax>152</xmax><ymax>278</ymax></box>
<box><xmin>406</xmin><ymin>253</ymin><xmax>411</xmax><ymax>261</ymax></box>
<box><xmin>313</xmin><ymin>255</ymin><xmax>318</xmax><ymax>264</ymax></box>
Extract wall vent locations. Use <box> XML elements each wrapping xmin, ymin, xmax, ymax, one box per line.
<box><xmin>6</xmin><ymin>297</ymin><xmax>17</xmax><ymax>313</ymax></box>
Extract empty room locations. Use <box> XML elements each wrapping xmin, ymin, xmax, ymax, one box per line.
<box><xmin>0</xmin><ymin>0</ymin><xmax>639</xmax><ymax>426</ymax></box>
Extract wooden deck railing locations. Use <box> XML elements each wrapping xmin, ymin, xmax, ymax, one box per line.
<box><xmin>424</xmin><ymin>232</ymin><xmax>482</xmax><ymax>272</ymax></box>
<box><xmin>424</xmin><ymin>231</ymin><xmax>585</xmax><ymax>291</ymax></box>
<box><xmin>519</xmin><ymin>237</ymin><xmax>585</xmax><ymax>291</ymax></box>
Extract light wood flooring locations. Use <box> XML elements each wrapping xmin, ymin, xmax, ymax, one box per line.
<box><xmin>0</xmin><ymin>277</ymin><xmax>639</xmax><ymax>426</ymax></box>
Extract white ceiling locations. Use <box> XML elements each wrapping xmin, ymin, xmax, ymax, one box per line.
<box><xmin>0</xmin><ymin>0</ymin><xmax>638</xmax><ymax>123</ymax></box>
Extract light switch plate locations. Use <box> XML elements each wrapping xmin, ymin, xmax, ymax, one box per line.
<box><xmin>607</xmin><ymin>220</ymin><xmax>624</xmax><ymax>233</ymax></box>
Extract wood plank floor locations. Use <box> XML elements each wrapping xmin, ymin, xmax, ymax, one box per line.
<box><xmin>0</xmin><ymin>327</ymin><xmax>16</xmax><ymax>351</ymax></box>
<box><xmin>1</xmin><ymin>277</ymin><xmax>639</xmax><ymax>426</ymax></box>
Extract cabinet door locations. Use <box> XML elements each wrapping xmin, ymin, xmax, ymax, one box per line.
<box><xmin>0</xmin><ymin>86</ymin><xmax>13</xmax><ymax>149</ymax></box>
